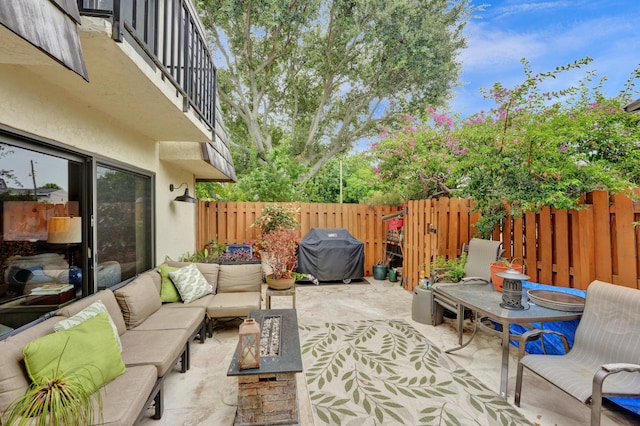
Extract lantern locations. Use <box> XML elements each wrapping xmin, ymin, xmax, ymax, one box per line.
<box><xmin>496</xmin><ymin>268</ymin><xmax>530</xmax><ymax>310</ymax></box>
<box><xmin>238</xmin><ymin>318</ymin><xmax>261</xmax><ymax>370</ymax></box>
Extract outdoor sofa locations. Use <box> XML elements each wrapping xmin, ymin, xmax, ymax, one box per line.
<box><xmin>0</xmin><ymin>260</ymin><xmax>263</xmax><ymax>424</ymax></box>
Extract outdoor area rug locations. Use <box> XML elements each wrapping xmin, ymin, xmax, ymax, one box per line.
<box><xmin>299</xmin><ymin>319</ymin><xmax>533</xmax><ymax>426</ymax></box>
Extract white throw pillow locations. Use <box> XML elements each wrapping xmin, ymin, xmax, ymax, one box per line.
<box><xmin>168</xmin><ymin>263</ymin><xmax>213</xmax><ymax>304</ymax></box>
<box><xmin>53</xmin><ymin>300</ymin><xmax>123</xmax><ymax>351</ymax></box>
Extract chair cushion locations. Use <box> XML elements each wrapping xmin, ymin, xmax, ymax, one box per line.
<box><xmin>217</xmin><ymin>263</ymin><xmax>262</xmax><ymax>293</ymax></box>
<box><xmin>58</xmin><ymin>290</ymin><xmax>127</xmax><ymax>336</ymax></box>
<box><xmin>23</xmin><ymin>313</ymin><xmax>125</xmax><ymax>394</ymax></box>
<box><xmin>0</xmin><ymin>339</ymin><xmax>29</xmax><ymax>413</ymax></box>
<box><xmin>168</xmin><ymin>264</ymin><xmax>213</xmax><ymax>304</ymax></box>
<box><xmin>114</xmin><ymin>274</ymin><xmax>162</xmax><ymax>329</ymax></box>
<box><xmin>207</xmin><ymin>292</ymin><xmax>262</xmax><ymax>318</ymax></box>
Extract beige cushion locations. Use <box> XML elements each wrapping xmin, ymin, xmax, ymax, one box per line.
<box><xmin>0</xmin><ymin>339</ymin><xmax>29</xmax><ymax>413</ymax></box>
<box><xmin>132</xmin><ymin>306</ymin><xmax>204</xmax><ymax>338</ymax></box>
<box><xmin>114</xmin><ymin>274</ymin><xmax>162</xmax><ymax>329</ymax></box>
<box><xmin>58</xmin><ymin>290</ymin><xmax>127</xmax><ymax>336</ymax></box>
<box><xmin>162</xmin><ymin>294</ymin><xmax>214</xmax><ymax>310</ymax></box>
<box><xmin>207</xmin><ymin>292</ymin><xmax>262</xmax><ymax>318</ymax></box>
<box><xmin>168</xmin><ymin>264</ymin><xmax>213</xmax><ymax>304</ymax></box>
<box><xmin>218</xmin><ymin>263</ymin><xmax>263</xmax><ymax>293</ymax></box>
<box><xmin>164</xmin><ymin>261</ymin><xmax>219</xmax><ymax>293</ymax></box>
<box><xmin>97</xmin><ymin>365</ymin><xmax>157</xmax><ymax>425</ymax></box>
<box><xmin>120</xmin><ymin>329</ymin><xmax>189</xmax><ymax>377</ymax></box>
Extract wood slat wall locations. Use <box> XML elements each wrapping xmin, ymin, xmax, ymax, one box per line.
<box><xmin>197</xmin><ymin>190</ymin><xmax>640</xmax><ymax>292</ymax></box>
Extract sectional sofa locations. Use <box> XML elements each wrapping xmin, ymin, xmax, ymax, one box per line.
<box><xmin>0</xmin><ymin>260</ymin><xmax>263</xmax><ymax>425</ymax></box>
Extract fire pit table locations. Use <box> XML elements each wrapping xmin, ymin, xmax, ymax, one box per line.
<box><xmin>227</xmin><ymin>309</ymin><xmax>303</xmax><ymax>425</ymax></box>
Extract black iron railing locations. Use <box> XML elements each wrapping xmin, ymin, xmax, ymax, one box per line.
<box><xmin>77</xmin><ymin>0</ymin><xmax>216</xmax><ymax>131</ymax></box>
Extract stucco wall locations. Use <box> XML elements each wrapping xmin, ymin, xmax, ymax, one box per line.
<box><xmin>0</xmin><ymin>65</ymin><xmax>197</xmax><ymax>264</ymax></box>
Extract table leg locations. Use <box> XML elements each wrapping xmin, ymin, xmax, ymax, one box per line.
<box><xmin>499</xmin><ymin>323</ymin><xmax>510</xmax><ymax>399</ymax></box>
<box><xmin>456</xmin><ymin>303</ymin><xmax>464</xmax><ymax>345</ymax></box>
<box><xmin>445</xmin><ymin>310</ymin><xmax>479</xmax><ymax>354</ymax></box>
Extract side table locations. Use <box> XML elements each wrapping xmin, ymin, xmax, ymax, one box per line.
<box><xmin>265</xmin><ymin>286</ymin><xmax>296</xmax><ymax>309</ymax></box>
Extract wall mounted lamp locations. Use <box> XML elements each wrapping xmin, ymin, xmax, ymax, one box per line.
<box><xmin>170</xmin><ymin>183</ymin><xmax>196</xmax><ymax>203</ymax></box>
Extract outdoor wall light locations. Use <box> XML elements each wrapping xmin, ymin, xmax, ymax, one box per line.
<box><xmin>170</xmin><ymin>183</ymin><xmax>196</xmax><ymax>203</ymax></box>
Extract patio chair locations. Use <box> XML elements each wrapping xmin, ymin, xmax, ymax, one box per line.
<box><xmin>432</xmin><ymin>238</ymin><xmax>503</xmax><ymax>323</ymax></box>
<box><xmin>514</xmin><ymin>280</ymin><xmax>640</xmax><ymax>426</ymax></box>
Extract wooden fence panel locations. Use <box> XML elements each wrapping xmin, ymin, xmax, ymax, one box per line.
<box><xmin>554</xmin><ymin>210</ymin><xmax>570</xmax><ymax>287</ymax></box>
<box><xmin>538</xmin><ymin>207</ymin><xmax>553</xmax><ymax>285</ymax></box>
<box><xmin>612</xmin><ymin>194</ymin><xmax>637</xmax><ymax>288</ymax></box>
<box><xmin>197</xmin><ymin>192</ymin><xmax>640</xmax><ymax>291</ymax></box>
<box><xmin>590</xmin><ymin>191</ymin><xmax>612</xmax><ymax>283</ymax></box>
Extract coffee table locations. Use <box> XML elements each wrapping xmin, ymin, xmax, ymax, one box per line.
<box><xmin>433</xmin><ymin>283</ymin><xmax>582</xmax><ymax>399</ymax></box>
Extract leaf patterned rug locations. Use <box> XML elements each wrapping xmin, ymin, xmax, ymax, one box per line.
<box><xmin>299</xmin><ymin>320</ymin><xmax>533</xmax><ymax>426</ymax></box>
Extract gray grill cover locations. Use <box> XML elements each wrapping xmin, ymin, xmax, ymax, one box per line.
<box><xmin>297</xmin><ymin>228</ymin><xmax>364</xmax><ymax>281</ymax></box>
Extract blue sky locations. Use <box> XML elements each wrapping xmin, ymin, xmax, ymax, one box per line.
<box><xmin>451</xmin><ymin>0</ymin><xmax>640</xmax><ymax>117</ymax></box>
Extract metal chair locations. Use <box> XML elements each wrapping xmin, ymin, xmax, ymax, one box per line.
<box><xmin>514</xmin><ymin>280</ymin><xmax>640</xmax><ymax>426</ymax></box>
<box><xmin>432</xmin><ymin>238</ymin><xmax>503</xmax><ymax>326</ymax></box>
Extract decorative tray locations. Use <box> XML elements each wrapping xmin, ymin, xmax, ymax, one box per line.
<box><xmin>527</xmin><ymin>290</ymin><xmax>585</xmax><ymax>312</ymax></box>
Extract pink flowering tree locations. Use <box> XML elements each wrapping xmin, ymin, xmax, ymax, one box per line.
<box><xmin>370</xmin><ymin>57</ymin><xmax>640</xmax><ymax>237</ymax></box>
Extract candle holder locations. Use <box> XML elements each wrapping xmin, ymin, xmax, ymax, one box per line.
<box><xmin>238</xmin><ymin>318</ymin><xmax>261</xmax><ymax>370</ymax></box>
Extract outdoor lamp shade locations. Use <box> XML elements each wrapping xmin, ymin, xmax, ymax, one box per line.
<box><xmin>238</xmin><ymin>318</ymin><xmax>260</xmax><ymax>370</ymax></box>
<box><xmin>497</xmin><ymin>268</ymin><xmax>530</xmax><ymax>310</ymax></box>
<box><xmin>47</xmin><ymin>217</ymin><xmax>82</xmax><ymax>244</ymax></box>
<box><xmin>170</xmin><ymin>183</ymin><xmax>196</xmax><ymax>203</ymax></box>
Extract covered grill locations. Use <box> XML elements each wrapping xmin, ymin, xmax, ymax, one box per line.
<box><xmin>296</xmin><ymin>228</ymin><xmax>364</xmax><ymax>283</ymax></box>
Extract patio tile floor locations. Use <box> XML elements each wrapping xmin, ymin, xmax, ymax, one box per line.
<box><xmin>139</xmin><ymin>278</ymin><xmax>638</xmax><ymax>425</ymax></box>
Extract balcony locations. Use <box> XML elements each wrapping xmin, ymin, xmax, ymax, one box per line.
<box><xmin>0</xmin><ymin>0</ymin><xmax>234</xmax><ymax>180</ymax></box>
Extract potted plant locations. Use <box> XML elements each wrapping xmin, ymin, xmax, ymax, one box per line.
<box><xmin>372</xmin><ymin>259</ymin><xmax>388</xmax><ymax>280</ymax></box>
<box><xmin>432</xmin><ymin>253</ymin><xmax>467</xmax><ymax>283</ymax></box>
<box><xmin>489</xmin><ymin>258</ymin><xmax>524</xmax><ymax>291</ymax></box>
<box><xmin>2</xmin><ymin>339</ymin><xmax>102</xmax><ymax>425</ymax></box>
<box><xmin>258</xmin><ymin>227</ymin><xmax>318</xmax><ymax>289</ymax></box>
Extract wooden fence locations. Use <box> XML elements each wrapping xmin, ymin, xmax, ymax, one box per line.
<box><xmin>403</xmin><ymin>190</ymin><xmax>640</xmax><ymax>292</ymax></box>
<box><xmin>196</xmin><ymin>202</ymin><xmax>397</xmax><ymax>276</ymax></box>
<box><xmin>197</xmin><ymin>191</ymin><xmax>640</xmax><ymax>292</ymax></box>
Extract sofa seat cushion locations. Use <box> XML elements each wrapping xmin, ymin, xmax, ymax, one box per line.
<box><xmin>163</xmin><ymin>294</ymin><xmax>214</xmax><ymax>310</ymax></box>
<box><xmin>168</xmin><ymin>264</ymin><xmax>213</xmax><ymax>304</ymax></box>
<box><xmin>114</xmin><ymin>273</ymin><xmax>162</xmax><ymax>329</ymax></box>
<box><xmin>97</xmin><ymin>364</ymin><xmax>157</xmax><ymax>426</ymax></box>
<box><xmin>217</xmin><ymin>263</ymin><xmax>263</xmax><ymax>293</ymax></box>
<box><xmin>22</xmin><ymin>313</ymin><xmax>126</xmax><ymax>395</ymax></box>
<box><xmin>131</xmin><ymin>306</ymin><xmax>204</xmax><ymax>338</ymax></box>
<box><xmin>207</xmin><ymin>292</ymin><xmax>262</xmax><ymax>319</ymax></box>
<box><xmin>58</xmin><ymin>290</ymin><xmax>127</xmax><ymax>336</ymax></box>
<box><xmin>120</xmin><ymin>329</ymin><xmax>189</xmax><ymax>377</ymax></box>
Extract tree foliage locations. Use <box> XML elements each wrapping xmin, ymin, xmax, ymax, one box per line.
<box><xmin>369</xmin><ymin>58</ymin><xmax>640</xmax><ymax>236</ymax></box>
<box><xmin>198</xmin><ymin>0</ymin><xmax>472</xmax><ymax>182</ymax></box>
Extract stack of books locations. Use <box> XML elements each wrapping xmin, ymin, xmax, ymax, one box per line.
<box><xmin>25</xmin><ymin>284</ymin><xmax>75</xmax><ymax>305</ymax></box>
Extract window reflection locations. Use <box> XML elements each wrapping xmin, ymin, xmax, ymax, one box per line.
<box><xmin>0</xmin><ymin>142</ymin><xmax>83</xmax><ymax>332</ymax></box>
<box><xmin>96</xmin><ymin>165</ymin><xmax>152</xmax><ymax>286</ymax></box>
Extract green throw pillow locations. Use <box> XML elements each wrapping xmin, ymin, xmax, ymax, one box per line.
<box><xmin>168</xmin><ymin>263</ymin><xmax>213</xmax><ymax>304</ymax></box>
<box><xmin>158</xmin><ymin>264</ymin><xmax>181</xmax><ymax>303</ymax></box>
<box><xmin>23</xmin><ymin>312</ymin><xmax>126</xmax><ymax>395</ymax></box>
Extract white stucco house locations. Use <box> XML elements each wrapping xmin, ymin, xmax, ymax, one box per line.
<box><xmin>0</xmin><ymin>1</ymin><xmax>235</xmax><ymax>330</ymax></box>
